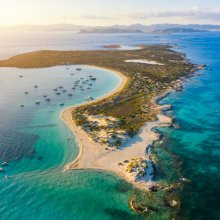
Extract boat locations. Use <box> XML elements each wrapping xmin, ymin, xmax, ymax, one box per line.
<box><xmin>70</xmin><ymin>73</ymin><xmax>74</xmax><ymax>76</ymax></box>
<box><xmin>56</xmin><ymin>92</ymin><xmax>61</xmax><ymax>95</ymax></box>
<box><xmin>34</xmin><ymin>85</ymin><xmax>38</xmax><ymax>88</ymax></box>
<box><xmin>62</xmin><ymin>89</ymin><xmax>67</xmax><ymax>92</ymax></box>
<box><xmin>72</xmin><ymin>87</ymin><xmax>76</xmax><ymax>90</ymax></box>
<box><xmin>87</xmin><ymin>87</ymin><xmax>91</xmax><ymax>90</ymax></box>
<box><xmin>76</xmin><ymin>68</ymin><xmax>82</xmax><ymax>71</ymax></box>
<box><xmin>58</xmin><ymin>86</ymin><xmax>63</xmax><ymax>89</ymax></box>
<box><xmin>53</xmin><ymin>88</ymin><xmax>58</xmax><ymax>91</ymax></box>
<box><xmin>24</xmin><ymin>91</ymin><xmax>29</xmax><ymax>94</ymax></box>
<box><xmin>1</xmin><ymin>161</ymin><xmax>7</xmax><ymax>166</ymax></box>
<box><xmin>43</xmin><ymin>95</ymin><xmax>47</xmax><ymax>98</ymax></box>
<box><xmin>67</xmin><ymin>93</ymin><xmax>73</xmax><ymax>96</ymax></box>
<box><xmin>19</xmin><ymin>75</ymin><xmax>23</xmax><ymax>78</ymax></box>
<box><xmin>46</xmin><ymin>98</ymin><xmax>51</xmax><ymax>101</ymax></box>
<box><xmin>91</xmin><ymin>77</ymin><xmax>96</xmax><ymax>81</ymax></box>
<box><xmin>89</xmin><ymin>83</ymin><xmax>92</xmax><ymax>86</ymax></box>
<box><xmin>35</xmin><ymin>101</ymin><xmax>40</xmax><ymax>104</ymax></box>
<box><xmin>79</xmin><ymin>86</ymin><xmax>83</xmax><ymax>88</ymax></box>
<box><xmin>85</xmin><ymin>89</ymin><xmax>94</xmax><ymax>100</ymax></box>
<box><xmin>20</xmin><ymin>104</ymin><xmax>25</xmax><ymax>107</ymax></box>
<box><xmin>0</xmin><ymin>168</ymin><xmax>4</xmax><ymax>172</ymax></box>
<box><xmin>60</xmin><ymin>103</ymin><xmax>64</xmax><ymax>106</ymax></box>
<box><xmin>85</xmin><ymin>96</ymin><xmax>94</xmax><ymax>100</ymax></box>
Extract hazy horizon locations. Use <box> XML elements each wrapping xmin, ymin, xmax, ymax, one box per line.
<box><xmin>1</xmin><ymin>0</ymin><xmax>220</xmax><ymax>26</ymax></box>
<box><xmin>1</xmin><ymin>22</ymin><xmax>220</xmax><ymax>28</ymax></box>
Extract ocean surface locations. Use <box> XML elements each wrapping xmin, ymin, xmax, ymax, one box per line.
<box><xmin>0</xmin><ymin>31</ymin><xmax>220</xmax><ymax>219</ymax></box>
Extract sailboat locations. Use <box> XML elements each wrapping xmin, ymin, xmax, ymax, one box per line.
<box><xmin>84</xmin><ymin>87</ymin><xmax>94</xmax><ymax>100</ymax></box>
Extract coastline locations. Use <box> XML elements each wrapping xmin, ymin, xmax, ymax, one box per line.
<box><xmin>61</xmin><ymin>65</ymin><xmax>173</xmax><ymax>191</ymax></box>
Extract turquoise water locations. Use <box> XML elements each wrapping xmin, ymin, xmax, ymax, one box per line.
<box><xmin>154</xmin><ymin>32</ymin><xmax>220</xmax><ymax>219</ymax></box>
<box><xmin>0</xmin><ymin>65</ymin><xmax>142</xmax><ymax>220</ymax></box>
<box><xmin>1</xmin><ymin>32</ymin><xmax>220</xmax><ymax>219</ymax></box>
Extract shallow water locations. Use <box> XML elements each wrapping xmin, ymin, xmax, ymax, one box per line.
<box><xmin>0</xmin><ymin>65</ymin><xmax>141</xmax><ymax>220</ymax></box>
<box><xmin>0</xmin><ymin>31</ymin><xmax>220</xmax><ymax>219</ymax></box>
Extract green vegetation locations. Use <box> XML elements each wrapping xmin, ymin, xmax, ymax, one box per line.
<box><xmin>0</xmin><ymin>45</ymin><xmax>196</xmax><ymax>137</ymax></box>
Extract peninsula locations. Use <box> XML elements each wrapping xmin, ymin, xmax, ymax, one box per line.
<box><xmin>0</xmin><ymin>45</ymin><xmax>200</xmax><ymax>193</ymax></box>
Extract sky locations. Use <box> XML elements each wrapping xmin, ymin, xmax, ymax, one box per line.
<box><xmin>1</xmin><ymin>0</ymin><xmax>220</xmax><ymax>26</ymax></box>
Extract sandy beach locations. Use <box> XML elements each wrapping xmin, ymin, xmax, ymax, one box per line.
<box><xmin>61</xmin><ymin>66</ymin><xmax>173</xmax><ymax>190</ymax></box>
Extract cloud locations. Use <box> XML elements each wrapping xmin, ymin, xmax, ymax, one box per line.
<box><xmin>80</xmin><ymin>14</ymin><xmax>114</xmax><ymax>20</ymax></box>
<box><xmin>120</xmin><ymin>7</ymin><xmax>220</xmax><ymax>21</ymax></box>
<box><xmin>60</xmin><ymin>7</ymin><xmax>220</xmax><ymax>25</ymax></box>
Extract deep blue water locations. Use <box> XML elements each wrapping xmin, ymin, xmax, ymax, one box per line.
<box><xmin>157</xmin><ymin>32</ymin><xmax>220</xmax><ymax>219</ymax></box>
<box><xmin>0</xmin><ymin>31</ymin><xmax>220</xmax><ymax>219</ymax></box>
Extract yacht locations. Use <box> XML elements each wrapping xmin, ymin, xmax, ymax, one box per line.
<box><xmin>85</xmin><ymin>96</ymin><xmax>94</xmax><ymax>100</ymax></box>
<box><xmin>1</xmin><ymin>161</ymin><xmax>7</xmax><ymax>166</ymax></box>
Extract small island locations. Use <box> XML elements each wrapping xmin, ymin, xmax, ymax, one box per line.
<box><xmin>0</xmin><ymin>45</ymin><xmax>202</xmax><ymax>193</ymax></box>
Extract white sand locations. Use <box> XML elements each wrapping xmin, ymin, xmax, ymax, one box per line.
<box><xmin>61</xmin><ymin>66</ymin><xmax>172</xmax><ymax>191</ymax></box>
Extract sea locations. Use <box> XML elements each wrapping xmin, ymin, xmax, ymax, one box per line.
<box><xmin>0</xmin><ymin>30</ymin><xmax>219</xmax><ymax>220</ymax></box>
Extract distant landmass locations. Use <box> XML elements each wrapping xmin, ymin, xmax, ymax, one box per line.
<box><xmin>151</xmin><ymin>27</ymin><xmax>208</xmax><ymax>34</ymax></box>
<box><xmin>1</xmin><ymin>23</ymin><xmax>220</xmax><ymax>34</ymax></box>
<box><xmin>80</xmin><ymin>28</ymin><xmax>143</xmax><ymax>34</ymax></box>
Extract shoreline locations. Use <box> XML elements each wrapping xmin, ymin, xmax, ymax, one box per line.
<box><xmin>61</xmin><ymin>65</ymin><xmax>128</xmax><ymax>168</ymax></box>
<box><xmin>61</xmin><ymin>65</ymin><xmax>173</xmax><ymax>191</ymax></box>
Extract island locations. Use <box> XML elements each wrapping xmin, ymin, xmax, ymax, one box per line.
<box><xmin>0</xmin><ymin>45</ymin><xmax>203</xmax><ymax>212</ymax></box>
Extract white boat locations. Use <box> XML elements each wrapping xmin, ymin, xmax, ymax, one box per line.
<box><xmin>85</xmin><ymin>96</ymin><xmax>94</xmax><ymax>100</ymax></box>
<box><xmin>1</xmin><ymin>161</ymin><xmax>7</xmax><ymax>166</ymax></box>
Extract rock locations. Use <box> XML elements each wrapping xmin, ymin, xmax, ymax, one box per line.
<box><xmin>164</xmin><ymin>194</ymin><xmax>181</xmax><ymax>209</ymax></box>
<box><xmin>149</xmin><ymin>185</ymin><xmax>158</xmax><ymax>192</ymax></box>
<box><xmin>129</xmin><ymin>197</ymin><xmax>158</xmax><ymax>214</ymax></box>
<box><xmin>37</xmin><ymin>156</ymin><xmax>43</xmax><ymax>160</ymax></box>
